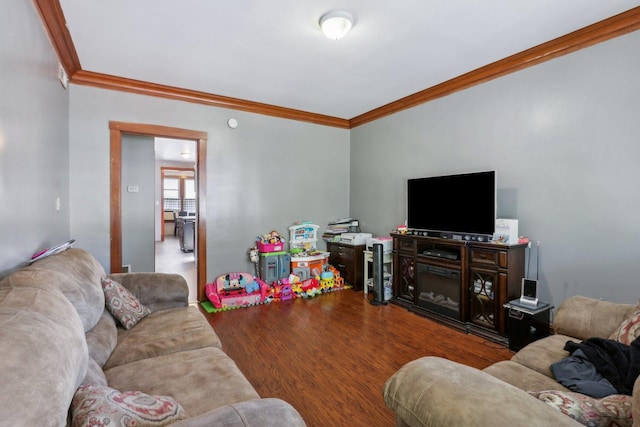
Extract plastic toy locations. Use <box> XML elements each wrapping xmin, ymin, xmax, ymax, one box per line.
<box><xmin>267</xmin><ymin>279</ymin><xmax>292</xmax><ymax>301</ymax></box>
<box><xmin>320</xmin><ymin>271</ymin><xmax>333</xmax><ymax>280</ymax></box>
<box><xmin>288</xmin><ymin>273</ymin><xmax>301</xmax><ymax>285</ymax></box>
<box><xmin>290</xmin><ymin>278</ymin><xmax>320</xmax><ymax>298</ymax></box>
<box><xmin>320</xmin><ymin>277</ymin><xmax>335</xmax><ymax>290</ymax></box>
<box><xmin>205</xmin><ymin>272</ymin><xmax>270</xmax><ymax>309</ymax></box>
<box><xmin>245</xmin><ymin>279</ymin><xmax>261</xmax><ymax>294</ymax></box>
<box><xmin>280</xmin><ymin>284</ymin><xmax>293</xmax><ymax>301</ymax></box>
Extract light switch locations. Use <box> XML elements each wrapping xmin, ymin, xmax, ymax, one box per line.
<box><xmin>127</xmin><ymin>185</ymin><xmax>139</xmax><ymax>193</ymax></box>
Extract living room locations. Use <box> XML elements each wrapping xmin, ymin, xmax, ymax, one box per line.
<box><xmin>3</xmin><ymin>2</ymin><xmax>638</xmax><ymax>307</ymax></box>
<box><xmin>2</xmin><ymin>1</ymin><xmax>640</xmax><ymax>425</ymax></box>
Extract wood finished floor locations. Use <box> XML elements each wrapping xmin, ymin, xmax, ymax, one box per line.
<box><xmin>201</xmin><ymin>289</ymin><xmax>514</xmax><ymax>427</ymax></box>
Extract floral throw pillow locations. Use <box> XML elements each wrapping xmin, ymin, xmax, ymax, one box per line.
<box><xmin>529</xmin><ymin>390</ymin><xmax>632</xmax><ymax>427</ymax></box>
<box><xmin>609</xmin><ymin>301</ymin><xmax>640</xmax><ymax>345</ymax></box>
<box><xmin>71</xmin><ymin>384</ymin><xmax>186</xmax><ymax>427</ymax></box>
<box><xmin>101</xmin><ymin>277</ymin><xmax>151</xmax><ymax>330</ymax></box>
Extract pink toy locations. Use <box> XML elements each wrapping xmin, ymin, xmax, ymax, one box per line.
<box><xmin>205</xmin><ymin>272</ymin><xmax>270</xmax><ymax>309</ymax></box>
<box><xmin>256</xmin><ymin>230</ymin><xmax>286</xmax><ymax>252</ymax></box>
<box><xmin>280</xmin><ymin>284</ymin><xmax>293</xmax><ymax>301</ymax></box>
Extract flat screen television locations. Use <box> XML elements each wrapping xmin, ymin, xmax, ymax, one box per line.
<box><xmin>407</xmin><ymin>170</ymin><xmax>496</xmax><ymax>237</ymax></box>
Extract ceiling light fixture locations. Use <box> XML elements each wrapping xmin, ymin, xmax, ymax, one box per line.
<box><xmin>180</xmin><ymin>152</ymin><xmax>190</xmax><ymax>159</ymax></box>
<box><xmin>319</xmin><ymin>11</ymin><xmax>354</xmax><ymax>40</ymax></box>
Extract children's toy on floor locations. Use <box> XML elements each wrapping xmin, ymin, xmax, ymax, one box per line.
<box><xmin>320</xmin><ymin>270</ymin><xmax>335</xmax><ymax>290</ymax></box>
<box><xmin>328</xmin><ymin>265</ymin><xmax>346</xmax><ymax>288</ymax></box>
<box><xmin>205</xmin><ymin>272</ymin><xmax>270</xmax><ymax>310</ymax></box>
<box><xmin>289</xmin><ymin>222</ymin><xmax>330</xmax><ymax>281</ymax></box>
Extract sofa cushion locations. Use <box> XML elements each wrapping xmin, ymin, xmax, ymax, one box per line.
<box><xmin>107</xmin><ymin>272</ymin><xmax>189</xmax><ymax>312</ymax></box>
<box><xmin>484</xmin><ymin>360</ymin><xmax>572</xmax><ymax>393</ymax></box>
<box><xmin>71</xmin><ymin>384</ymin><xmax>187</xmax><ymax>427</ymax></box>
<box><xmin>6</xmin><ymin>250</ymin><xmax>106</xmax><ymax>332</ymax></box>
<box><xmin>177</xmin><ymin>398</ymin><xmax>307</xmax><ymax>427</ymax></box>
<box><xmin>0</xmin><ymin>285</ymin><xmax>88</xmax><ymax>426</ymax></box>
<box><xmin>385</xmin><ymin>356</ymin><xmax>579</xmax><ymax>426</ymax></box>
<box><xmin>529</xmin><ymin>390</ymin><xmax>632</xmax><ymax>427</ymax></box>
<box><xmin>554</xmin><ymin>296</ymin><xmax>635</xmax><ymax>341</ymax></box>
<box><xmin>83</xmin><ymin>358</ymin><xmax>108</xmax><ymax>387</ymax></box>
<box><xmin>105</xmin><ymin>347</ymin><xmax>260</xmax><ymax>417</ymax></box>
<box><xmin>102</xmin><ymin>277</ymin><xmax>151</xmax><ymax>330</ymax></box>
<box><xmin>85</xmin><ymin>310</ymin><xmax>118</xmax><ymax>367</ymax></box>
<box><xmin>511</xmin><ymin>334</ymin><xmax>580</xmax><ymax>378</ymax></box>
<box><xmin>609</xmin><ymin>301</ymin><xmax>640</xmax><ymax>345</ymax></box>
<box><xmin>632</xmin><ymin>377</ymin><xmax>640</xmax><ymax>427</ymax></box>
<box><xmin>103</xmin><ymin>306</ymin><xmax>222</xmax><ymax>370</ymax></box>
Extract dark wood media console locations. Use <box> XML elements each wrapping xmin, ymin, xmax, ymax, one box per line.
<box><xmin>391</xmin><ymin>232</ymin><xmax>527</xmax><ymax>344</ymax></box>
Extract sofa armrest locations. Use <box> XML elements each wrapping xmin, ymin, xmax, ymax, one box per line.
<box><xmin>107</xmin><ymin>272</ymin><xmax>188</xmax><ymax>311</ymax></box>
<box><xmin>384</xmin><ymin>357</ymin><xmax>580</xmax><ymax>427</ymax></box>
<box><xmin>553</xmin><ymin>296</ymin><xmax>634</xmax><ymax>340</ymax></box>
<box><xmin>171</xmin><ymin>398</ymin><xmax>306</xmax><ymax>427</ymax></box>
<box><xmin>633</xmin><ymin>376</ymin><xmax>640</xmax><ymax>427</ymax></box>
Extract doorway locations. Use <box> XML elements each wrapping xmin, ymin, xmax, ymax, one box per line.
<box><xmin>157</xmin><ymin>162</ymin><xmax>197</xmax><ymax>302</ymax></box>
<box><xmin>110</xmin><ymin>121</ymin><xmax>208</xmax><ymax>303</ymax></box>
<box><xmin>160</xmin><ymin>166</ymin><xmax>196</xmax><ymax>241</ymax></box>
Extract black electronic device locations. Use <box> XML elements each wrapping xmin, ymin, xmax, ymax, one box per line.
<box><xmin>423</xmin><ymin>248</ymin><xmax>458</xmax><ymax>260</ymax></box>
<box><xmin>519</xmin><ymin>278</ymin><xmax>539</xmax><ymax>308</ymax></box>
<box><xmin>407</xmin><ymin>171</ymin><xmax>496</xmax><ymax>236</ymax></box>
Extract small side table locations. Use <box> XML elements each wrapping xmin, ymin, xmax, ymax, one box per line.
<box><xmin>503</xmin><ymin>300</ymin><xmax>554</xmax><ymax>351</ymax></box>
<box><xmin>363</xmin><ymin>250</ymin><xmax>393</xmax><ymax>296</ymax></box>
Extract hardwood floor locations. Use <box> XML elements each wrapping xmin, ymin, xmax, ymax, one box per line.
<box><xmin>201</xmin><ymin>289</ymin><xmax>514</xmax><ymax>427</ymax></box>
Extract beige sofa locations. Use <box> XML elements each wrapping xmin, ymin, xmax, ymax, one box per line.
<box><xmin>0</xmin><ymin>247</ymin><xmax>305</xmax><ymax>426</ymax></box>
<box><xmin>384</xmin><ymin>296</ymin><xmax>640</xmax><ymax>427</ymax></box>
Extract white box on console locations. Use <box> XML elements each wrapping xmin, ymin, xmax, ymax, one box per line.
<box><xmin>493</xmin><ymin>219</ymin><xmax>518</xmax><ymax>244</ymax></box>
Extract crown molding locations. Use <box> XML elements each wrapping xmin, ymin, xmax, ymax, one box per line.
<box><xmin>33</xmin><ymin>0</ymin><xmax>81</xmax><ymax>75</ymax></box>
<box><xmin>349</xmin><ymin>7</ymin><xmax>640</xmax><ymax>128</ymax></box>
<box><xmin>35</xmin><ymin>1</ymin><xmax>640</xmax><ymax>129</ymax></box>
<box><xmin>72</xmin><ymin>70</ymin><xmax>350</xmax><ymax>128</ymax></box>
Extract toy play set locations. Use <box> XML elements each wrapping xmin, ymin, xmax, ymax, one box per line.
<box><xmin>204</xmin><ymin>272</ymin><xmax>270</xmax><ymax>311</ymax></box>
<box><xmin>204</xmin><ymin>223</ymin><xmax>349</xmax><ymax>312</ymax></box>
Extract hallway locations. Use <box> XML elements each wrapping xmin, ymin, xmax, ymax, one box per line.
<box><xmin>155</xmin><ymin>233</ymin><xmax>197</xmax><ymax>303</ymax></box>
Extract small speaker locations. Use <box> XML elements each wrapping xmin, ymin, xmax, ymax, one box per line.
<box><xmin>370</xmin><ymin>243</ymin><xmax>387</xmax><ymax>305</ymax></box>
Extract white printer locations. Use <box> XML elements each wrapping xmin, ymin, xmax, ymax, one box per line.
<box><xmin>366</xmin><ymin>237</ymin><xmax>393</xmax><ymax>253</ymax></box>
<box><xmin>339</xmin><ymin>232</ymin><xmax>372</xmax><ymax>246</ymax></box>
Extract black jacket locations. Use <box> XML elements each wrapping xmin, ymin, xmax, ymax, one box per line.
<box><xmin>562</xmin><ymin>335</ymin><xmax>640</xmax><ymax>396</ymax></box>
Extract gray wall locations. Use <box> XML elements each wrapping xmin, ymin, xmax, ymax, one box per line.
<box><xmin>121</xmin><ymin>135</ymin><xmax>155</xmax><ymax>272</ymax></box>
<box><xmin>350</xmin><ymin>31</ymin><xmax>640</xmax><ymax>307</ymax></box>
<box><xmin>0</xmin><ymin>0</ymin><xmax>70</xmax><ymax>274</ymax></box>
<box><xmin>68</xmin><ymin>87</ymin><xmax>351</xmax><ymax>280</ymax></box>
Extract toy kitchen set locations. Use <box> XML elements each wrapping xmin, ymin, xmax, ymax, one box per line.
<box><xmin>288</xmin><ymin>223</ymin><xmax>329</xmax><ymax>280</ymax></box>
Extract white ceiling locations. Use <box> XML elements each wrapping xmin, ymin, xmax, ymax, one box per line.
<box><xmin>59</xmin><ymin>1</ymin><xmax>639</xmax><ymax>120</ymax></box>
<box><xmin>155</xmin><ymin>137</ymin><xmax>196</xmax><ymax>163</ymax></box>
